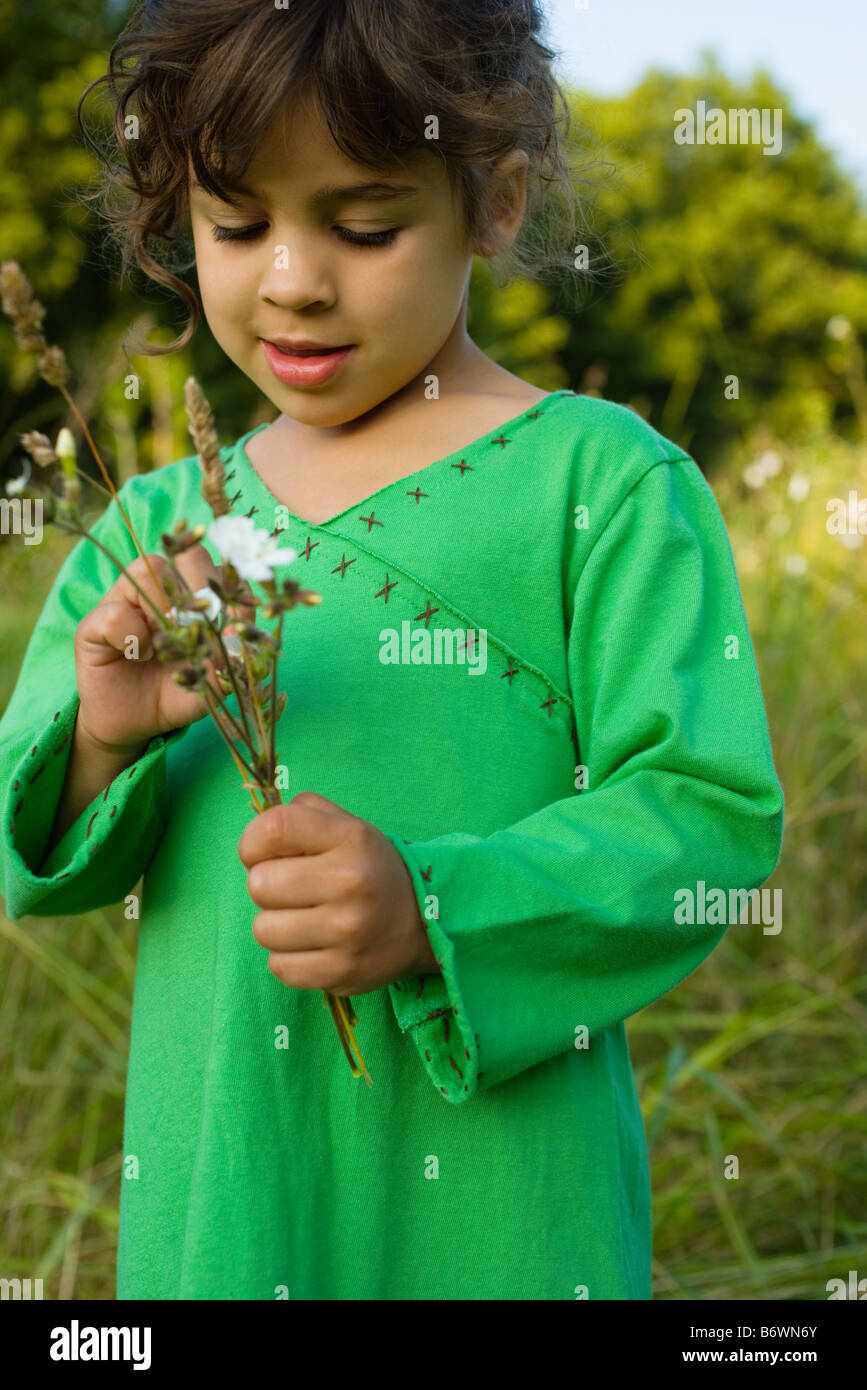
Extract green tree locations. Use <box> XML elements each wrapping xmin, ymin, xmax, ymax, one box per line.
<box><xmin>555</xmin><ymin>57</ymin><xmax>867</xmax><ymax>463</ymax></box>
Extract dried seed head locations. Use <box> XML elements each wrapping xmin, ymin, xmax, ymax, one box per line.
<box><xmin>152</xmin><ymin>628</ymin><xmax>188</xmax><ymax>660</ymax></box>
<box><xmin>0</xmin><ymin>261</ymin><xmax>47</xmax><ymax>355</ymax></box>
<box><xmin>19</xmin><ymin>430</ymin><xmax>58</xmax><ymax>469</ymax></box>
<box><xmin>249</xmin><ymin>650</ymin><xmax>271</xmax><ymax>681</ymax></box>
<box><xmin>185</xmin><ymin>376</ymin><xmax>230</xmax><ymax>518</ymax></box>
<box><xmin>37</xmin><ymin>344</ymin><xmax>70</xmax><ymax>387</ymax></box>
<box><xmin>233</xmin><ymin>622</ymin><xmax>276</xmax><ymax>650</ymax></box>
<box><xmin>161</xmin><ymin>521</ymin><xmax>207</xmax><ymax>556</ymax></box>
<box><xmin>171</xmin><ymin>666</ymin><xmax>203</xmax><ymax>689</ymax></box>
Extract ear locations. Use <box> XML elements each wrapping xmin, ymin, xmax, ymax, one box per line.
<box><xmin>475</xmin><ymin>149</ymin><xmax>530</xmax><ymax>258</ymax></box>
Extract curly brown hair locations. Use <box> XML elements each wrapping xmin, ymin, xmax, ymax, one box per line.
<box><xmin>78</xmin><ymin>0</ymin><xmax>606</xmax><ymax>354</ymax></box>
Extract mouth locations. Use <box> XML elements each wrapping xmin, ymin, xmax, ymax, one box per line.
<box><xmin>262</xmin><ymin>339</ymin><xmax>353</xmax><ymax>356</ymax></box>
<box><xmin>259</xmin><ymin>339</ymin><xmax>355</xmax><ymax>386</ymax></box>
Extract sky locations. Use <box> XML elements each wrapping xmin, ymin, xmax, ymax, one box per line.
<box><xmin>544</xmin><ymin>0</ymin><xmax>867</xmax><ymax>190</ymax></box>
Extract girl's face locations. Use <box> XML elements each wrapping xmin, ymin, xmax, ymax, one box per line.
<box><xmin>188</xmin><ymin>93</ymin><xmax>485</xmax><ymax>428</ymax></box>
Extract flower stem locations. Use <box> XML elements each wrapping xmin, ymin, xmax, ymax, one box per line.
<box><xmin>59</xmin><ymin>383</ymin><xmax>170</xmax><ymax>609</ymax></box>
<box><xmin>242</xmin><ymin>639</ymin><xmax>270</xmax><ymax>758</ymax></box>
<box><xmin>269</xmin><ymin>609</ymin><xmax>285</xmax><ymax>781</ymax></box>
<box><xmin>202</xmin><ymin>689</ymin><xmax>264</xmax><ymax>808</ymax></box>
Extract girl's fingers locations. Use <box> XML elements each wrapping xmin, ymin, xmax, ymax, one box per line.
<box><xmin>111</xmin><ymin>553</ymin><xmax>175</xmax><ymax>633</ymax></box>
<box><xmin>174</xmin><ymin>543</ymin><xmax>220</xmax><ymax>592</ymax></box>
<box><xmin>78</xmin><ymin>599</ymin><xmax>157</xmax><ymax>664</ymax></box>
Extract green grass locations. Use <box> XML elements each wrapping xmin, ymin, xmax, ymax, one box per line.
<box><xmin>1</xmin><ymin>428</ymin><xmax>865</xmax><ymax>1300</ymax></box>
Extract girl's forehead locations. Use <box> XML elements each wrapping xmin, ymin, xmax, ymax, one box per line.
<box><xmin>188</xmin><ymin>122</ymin><xmax>441</xmax><ymax>202</ymax></box>
<box><xmin>250</xmin><ymin>100</ymin><xmax>434</xmax><ymax>186</ymax></box>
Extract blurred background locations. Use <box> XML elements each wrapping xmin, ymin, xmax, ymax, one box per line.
<box><xmin>0</xmin><ymin>0</ymin><xmax>865</xmax><ymax>1299</ymax></box>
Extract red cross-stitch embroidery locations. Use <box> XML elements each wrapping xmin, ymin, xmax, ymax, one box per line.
<box><xmin>375</xmin><ymin>575</ymin><xmax>398</xmax><ymax>602</ymax></box>
<box><xmin>414</xmin><ymin>600</ymin><xmax>439</xmax><ymax>627</ymax></box>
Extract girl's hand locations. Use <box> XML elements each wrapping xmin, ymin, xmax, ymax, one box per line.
<box><xmin>238</xmin><ymin>791</ymin><xmax>440</xmax><ymax>995</ymax></box>
<box><xmin>74</xmin><ymin>548</ymin><xmax>255</xmax><ymax>755</ymax></box>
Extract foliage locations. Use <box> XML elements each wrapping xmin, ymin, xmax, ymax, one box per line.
<box><xmin>557</xmin><ymin>58</ymin><xmax>867</xmax><ymax>463</ymax></box>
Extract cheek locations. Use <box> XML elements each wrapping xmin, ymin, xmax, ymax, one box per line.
<box><xmin>192</xmin><ymin>237</ymin><xmax>253</xmax><ymax>325</ymax></box>
<box><xmin>366</xmin><ymin>235</ymin><xmax>466</xmax><ymax>331</ymax></box>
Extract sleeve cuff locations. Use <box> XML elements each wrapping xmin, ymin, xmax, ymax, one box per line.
<box><xmin>382</xmin><ymin>832</ymin><xmax>480</xmax><ymax>1104</ymax></box>
<box><xmin>2</xmin><ymin>692</ymin><xmax>187</xmax><ymax>919</ymax></box>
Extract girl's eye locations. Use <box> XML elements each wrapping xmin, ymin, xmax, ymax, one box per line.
<box><xmin>209</xmin><ymin>221</ymin><xmax>400</xmax><ymax>248</ymax></box>
<box><xmin>208</xmin><ymin>222</ymin><xmax>400</xmax><ymax>247</ymax></box>
<box><xmin>210</xmin><ymin>222</ymin><xmax>269</xmax><ymax>242</ymax></box>
<box><xmin>208</xmin><ymin>223</ymin><xmax>399</xmax><ymax>248</ymax></box>
<box><xmin>335</xmin><ymin>227</ymin><xmax>399</xmax><ymax>248</ymax></box>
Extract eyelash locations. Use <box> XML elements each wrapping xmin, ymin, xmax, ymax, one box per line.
<box><xmin>209</xmin><ymin>222</ymin><xmax>399</xmax><ymax>248</ymax></box>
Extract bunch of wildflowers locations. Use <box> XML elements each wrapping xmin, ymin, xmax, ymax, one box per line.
<box><xmin>1</xmin><ymin>261</ymin><xmax>371</xmax><ymax>1086</ymax></box>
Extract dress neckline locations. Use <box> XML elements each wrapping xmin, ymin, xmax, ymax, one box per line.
<box><xmin>230</xmin><ymin>389</ymin><xmax>576</xmax><ymax>530</ymax></box>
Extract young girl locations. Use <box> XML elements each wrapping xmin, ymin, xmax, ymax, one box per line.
<box><xmin>0</xmin><ymin>0</ymin><xmax>783</xmax><ymax>1300</ymax></box>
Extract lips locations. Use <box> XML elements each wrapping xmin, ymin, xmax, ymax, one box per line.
<box><xmin>263</xmin><ymin>340</ymin><xmax>351</xmax><ymax>355</ymax></box>
<box><xmin>260</xmin><ymin>339</ymin><xmax>355</xmax><ymax>387</ymax></box>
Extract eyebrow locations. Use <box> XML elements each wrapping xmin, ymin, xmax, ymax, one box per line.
<box><xmin>190</xmin><ymin>179</ymin><xmax>419</xmax><ymax>205</ymax></box>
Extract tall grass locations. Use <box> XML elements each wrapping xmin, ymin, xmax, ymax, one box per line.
<box><xmin>633</xmin><ymin>426</ymin><xmax>867</xmax><ymax>1299</ymax></box>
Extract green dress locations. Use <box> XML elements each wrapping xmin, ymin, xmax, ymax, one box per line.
<box><xmin>0</xmin><ymin>391</ymin><xmax>784</xmax><ymax>1299</ymax></box>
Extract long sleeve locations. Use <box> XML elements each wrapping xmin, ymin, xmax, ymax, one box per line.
<box><xmin>0</xmin><ymin>480</ymin><xmax>189</xmax><ymax>920</ymax></box>
<box><xmin>383</xmin><ymin>454</ymin><xmax>785</xmax><ymax>1103</ymax></box>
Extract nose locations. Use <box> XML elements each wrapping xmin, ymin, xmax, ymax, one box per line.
<box><xmin>256</xmin><ymin>235</ymin><xmax>336</xmax><ymax>310</ymax></box>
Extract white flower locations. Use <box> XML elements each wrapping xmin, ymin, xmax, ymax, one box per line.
<box><xmin>787</xmin><ymin>472</ymin><xmax>811</xmax><ymax>502</ymax></box>
<box><xmin>207</xmin><ymin>514</ymin><xmax>298</xmax><ymax>581</ymax></box>
<box><xmin>826</xmin><ymin>315</ymin><xmax>853</xmax><ymax>341</ymax></box>
<box><xmin>784</xmin><ymin>554</ymin><xmax>808</xmax><ymax>577</ymax></box>
<box><xmin>169</xmin><ymin>585</ymin><xmax>222</xmax><ymax>626</ymax></box>
<box><xmin>56</xmin><ymin>427</ymin><xmax>77</xmax><ymax>466</ymax></box>
<box><xmin>223</xmin><ymin>634</ymin><xmax>243</xmax><ymax>659</ymax></box>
